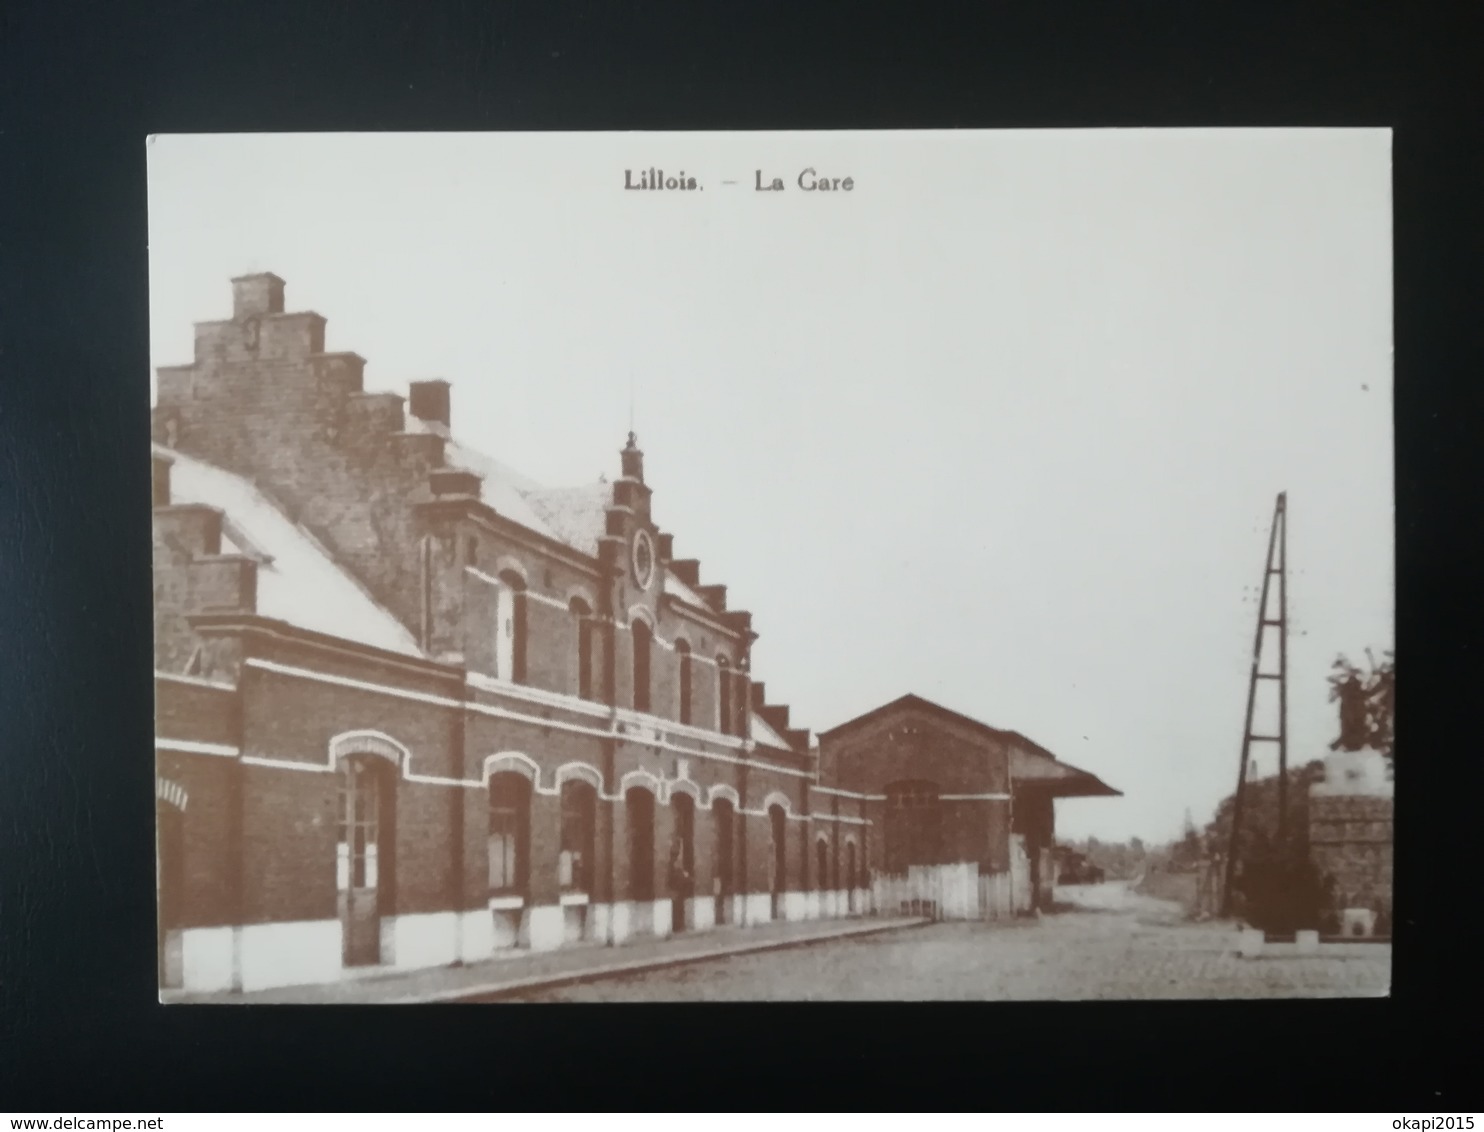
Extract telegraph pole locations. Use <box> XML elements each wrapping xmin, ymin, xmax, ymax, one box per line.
<box><xmin>1221</xmin><ymin>493</ymin><xmax>1290</xmax><ymax>916</ymax></box>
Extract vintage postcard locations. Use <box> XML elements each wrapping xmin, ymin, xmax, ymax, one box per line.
<box><xmin>148</xmin><ymin>130</ymin><xmax>1393</xmax><ymax>1003</ymax></box>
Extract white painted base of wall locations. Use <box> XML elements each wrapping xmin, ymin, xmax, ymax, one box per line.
<box><xmin>180</xmin><ymin>926</ymin><xmax>236</xmax><ymax>993</ymax></box>
<box><xmin>727</xmin><ymin>894</ymin><xmax>747</xmax><ymax>926</ymax></box>
<box><xmin>651</xmin><ymin>899</ymin><xmax>673</xmax><ymax>939</ymax></box>
<box><xmin>587</xmin><ymin>902</ymin><xmax>613</xmax><ymax>944</ymax></box>
<box><xmin>459</xmin><ymin>908</ymin><xmax>495</xmax><ymax>963</ymax></box>
<box><xmin>744</xmin><ymin>893</ymin><xmax>773</xmax><ymax>925</ymax></box>
<box><xmin>241</xmin><ymin>919</ymin><xmax>342</xmax><ymax>992</ymax></box>
<box><xmin>160</xmin><ymin>929</ymin><xmax>184</xmax><ymax>989</ymax></box>
<box><xmin>174</xmin><ymin>876</ymin><xmax>889</xmax><ymax>996</ymax></box>
<box><xmin>688</xmin><ymin>896</ymin><xmax>715</xmax><ymax>932</ymax></box>
<box><xmin>389</xmin><ymin>912</ymin><xmax>460</xmax><ymax>971</ymax></box>
<box><xmin>524</xmin><ymin>905</ymin><xmax>565</xmax><ymax>952</ymax></box>
<box><xmin>491</xmin><ymin>908</ymin><xmax>522</xmax><ymax>950</ymax></box>
<box><xmin>562</xmin><ymin>905</ymin><xmax>587</xmax><ymax>945</ymax></box>
<box><xmin>610</xmin><ymin>900</ymin><xmax>637</xmax><ymax>943</ymax></box>
<box><xmin>784</xmin><ymin>891</ymin><xmax>808</xmax><ymax>922</ymax></box>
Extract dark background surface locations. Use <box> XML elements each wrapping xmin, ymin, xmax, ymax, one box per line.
<box><xmin>1</xmin><ymin>0</ymin><xmax>1478</xmax><ymax>1111</ymax></box>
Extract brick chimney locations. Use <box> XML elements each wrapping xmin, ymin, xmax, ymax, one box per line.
<box><xmin>231</xmin><ymin>273</ymin><xmax>285</xmax><ymax>320</ymax></box>
<box><xmin>408</xmin><ymin>380</ymin><xmax>451</xmax><ymax>430</ymax></box>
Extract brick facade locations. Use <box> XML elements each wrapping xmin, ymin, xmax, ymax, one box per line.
<box><xmin>151</xmin><ymin>273</ymin><xmax>1116</xmax><ymax>994</ymax></box>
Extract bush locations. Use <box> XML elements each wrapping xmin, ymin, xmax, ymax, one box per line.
<box><xmin>1236</xmin><ymin>852</ymin><xmax>1325</xmax><ymax>935</ymax></box>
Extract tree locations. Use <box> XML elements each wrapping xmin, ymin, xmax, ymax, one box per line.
<box><xmin>1328</xmin><ymin>649</ymin><xmax>1394</xmax><ymax>759</ymax></box>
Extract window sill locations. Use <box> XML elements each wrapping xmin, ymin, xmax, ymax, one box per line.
<box><xmin>559</xmin><ymin>892</ymin><xmax>590</xmax><ymax>907</ymax></box>
<box><xmin>488</xmin><ymin>894</ymin><xmax>526</xmax><ymax>911</ymax></box>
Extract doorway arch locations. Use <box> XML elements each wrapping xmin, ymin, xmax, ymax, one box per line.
<box><xmin>769</xmin><ymin>804</ymin><xmax>787</xmax><ymax>920</ymax></box>
<box><xmin>845</xmin><ymin>840</ymin><xmax>859</xmax><ymax>913</ymax></box>
<box><xmin>713</xmin><ymin>797</ymin><xmax>735</xmax><ymax>925</ymax></box>
<box><xmin>669</xmin><ymin>792</ymin><xmax>696</xmax><ymax>932</ymax></box>
<box><xmin>626</xmin><ymin>786</ymin><xmax>656</xmax><ymax>904</ymax></box>
<box><xmin>337</xmin><ymin>755</ymin><xmax>396</xmax><ymax>966</ymax></box>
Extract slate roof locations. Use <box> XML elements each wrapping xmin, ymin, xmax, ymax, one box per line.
<box><xmin>156</xmin><ymin>444</ymin><xmax>423</xmax><ymax>658</ymax></box>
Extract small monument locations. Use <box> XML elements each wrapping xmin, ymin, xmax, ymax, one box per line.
<box><xmin>1313</xmin><ymin>674</ymin><xmax>1392</xmax><ymax>798</ymax></box>
<box><xmin>1307</xmin><ymin>673</ymin><xmax>1393</xmax><ymax>936</ymax></box>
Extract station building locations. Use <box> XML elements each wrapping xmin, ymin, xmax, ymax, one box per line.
<box><xmin>152</xmin><ymin>273</ymin><xmax>1117</xmax><ymax>994</ymax></box>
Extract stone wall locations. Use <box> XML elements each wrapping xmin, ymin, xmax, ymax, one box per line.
<box><xmin>1307</xmin><ymin>749</ymin><xmax>1393</xmax><ymax>934</ymax></box>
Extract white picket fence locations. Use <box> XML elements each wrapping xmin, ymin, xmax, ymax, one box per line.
<box><xmin>870</xmin><ymin>859</ymin><xmax>1033</xmax><ymax>922</ymax></box>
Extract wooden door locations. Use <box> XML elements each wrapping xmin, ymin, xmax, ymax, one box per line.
<box><xmin>338</xmin><ymin>759</ymin><xmax>383</xmax><ymax>966</ymax></box>
<box><xmin>713</xmin><ymin>800</ymin><xmax>734</xmax><ymax>925</ymax></box>
<box><xmin>670</xmin><ymin>794</ymin><xmax>695</xmax><ymax>933</ymax></box>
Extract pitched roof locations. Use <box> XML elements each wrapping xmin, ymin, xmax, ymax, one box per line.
<box><xmin>817</xmin><ymin>692</ymin><xmax>1120</xmax><ymax>798</ymax></box>
<box><xmin>520</xmin><ymin>482</ymin><xmax>612</xmax><ymax>558</ymax></box>
<box><xmin>156</xmin><ymin>444</ymin><xmax>423</xmax><ymax>658</ymax></box>
<box><xmin>749</xmin><ymin>711</ymin><xmax>792</xmax><ymax>752</ymax></box>
<box><xmin>442</xmin><ymin>433</ymin><xmax>718</xmax><ymax>613</ymax></box>
<box><xmin>440</xmin><ymin>437</ymin><xmax>564</xmax><ymax>539</ymax></box>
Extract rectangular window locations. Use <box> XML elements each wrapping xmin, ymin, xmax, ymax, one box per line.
<box><xmin>488</xmin><ymin>823</ymin><xmax>518</xmax><ymax>891</ymax></box>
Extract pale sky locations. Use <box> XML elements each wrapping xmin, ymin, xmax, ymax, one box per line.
<box><xmin>147</xmin><ymin>130</ymin><xmax>1394</xmax><ymax>844</ymax></box>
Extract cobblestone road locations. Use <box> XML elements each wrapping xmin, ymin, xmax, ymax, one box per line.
<box><xmin>505</xmin><ymin>883</ymin><xmax>1391</xmax><ymax>1002</ymax></box>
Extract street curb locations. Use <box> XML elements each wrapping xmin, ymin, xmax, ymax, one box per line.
<box><xmin>385</xmin><ymin>917</ymin><xmax>932</xmax><ymax>1004</ymax></box>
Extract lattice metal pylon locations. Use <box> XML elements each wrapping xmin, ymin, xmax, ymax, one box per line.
<box><xmin>1220</xmin><ymin>492</ymin><xmax>1289</xmax><ymax>917</ymax></box>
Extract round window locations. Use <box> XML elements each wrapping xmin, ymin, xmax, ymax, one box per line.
<box><xmin>632</xmin><ymin>529</ymin><xmax>655</xmax><ymax>589</ymax></box>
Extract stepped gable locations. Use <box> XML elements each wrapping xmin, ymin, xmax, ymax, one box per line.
<box><xmin>152</xmin><ymin>272</ymin><xmax>806</xmax><ymax>733</ymax></box>
<box><xmin>152</xmin><ymin>274</ymin><xmax>467</xmax><ymax>636</ymax></box>
<box><xmin>152</xmin><ymin>439</ymin><xmax>424</xmax><ymax>667</ymax></box>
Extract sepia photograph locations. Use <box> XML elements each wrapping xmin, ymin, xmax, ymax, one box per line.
<box><xmin>147</xmin><ymin>129</ymin><xmax>1393</xmax><ymax>1004</ymax></box>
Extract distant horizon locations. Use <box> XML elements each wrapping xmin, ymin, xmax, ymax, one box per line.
<box><xmin>148</xmin><ymin>130</ymin><xmax>1394</xmax><ymax>844</ymax></box>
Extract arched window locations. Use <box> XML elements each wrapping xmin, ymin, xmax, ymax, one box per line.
<box><xmin>632</xmin><ymin>618</ymin><xmax>652</xmax><ymax>714</ymax></box>
<box><xmin>845</xmin><ymin>841</ymin><xmax>859</xmax><ymax>910</ymax></box>
<box><xmin>675</xmin><ymin>639</ymin><xmax>693</xmax><ymax>726</ymax></box>
<box><xmin>717</xmin><ymin>656</ymin><xmax>731</xmax><ymax>735</ymax></box>
<box><xmin>488</xmin><ymin>772</ymin><xmax>532</xmax><ymax>896</ymax></box>
<box><xmin>883</xmin><ymin>780</ymin><xmax>942</xmax><ymax>874</ymax></box>
<box><xmin>560</xmin><ymin>779</ymin><xmax>596</xmax><ymax>893</ymax></box>
<box><xmin>569</xmin><ymin>597</ymin><xmax>594</xmax><ymax>700</ymax></box>
<box><xmin>496</xmin><ymin>570</ymin><xmax>528</xmax><ymax>685</ymax></box>
<box><xmin>669</xmin><ymin>792</ymin><xmax>696</xmax><ymax>934</ymax></box>
<box><xmin>815</xmin><ymin>837</ymin><xmax>830</xmax><ymax>892</ymax></box>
